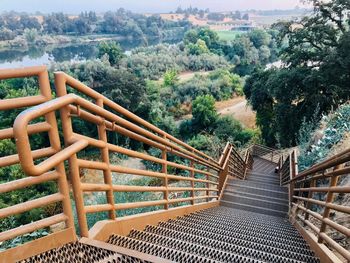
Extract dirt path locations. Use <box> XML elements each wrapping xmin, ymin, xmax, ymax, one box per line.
<box><xmin>216</xmin><ymin>97</ymin><xmax>256</xmax><ymax>129</ymax></box>
<box><xmin>176</xmin><ymin>96</ymin><xmax>256</xmax><ymax>129</ymax></box>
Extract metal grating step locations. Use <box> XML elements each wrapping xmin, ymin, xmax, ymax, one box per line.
<box><xmin>107</xmin><ymin>234</ymin><xmax>258</xmax><ymax>263</ymax></box>
<box><xmin>168</xmin><ymin>216</ymin><xmax>306</xmax><ymax>245</ymax></box>
<box><xmin>225</xmin><ymin>184</ymin><xmax>288</xmax><ymax>199</ymax></box>
<box><xmin>18</xmin><ymin>241</ymin><xmax>145</xmax><ymax>263</ymax></box>
<box><xmin>196</xmin><ymin>208</ymin><xmax>293</xmax><ymax>227</ymax></box>
<box><xmin>228</xmin><ymin>180</ymin><xmax>288</xmax><ymax>192</ymax></box>
<box><xmin>143</xmin><ymin>225</ymin><xmax>318</xmax><ymax>262</ymax></box>
<box><xmin>246</xmin><ymin>176</ymin><xmax>281</xmax><ymax>185</ymax></box>
<box><xmin>221</xmin><ymin>200</ymin><xmax>287</xmax><ymax>218</ymax></box>
<box><xmin>224</xmin><ymin>189</ymin><xmax>288</xmax><ymax>204</ymax></box>
<box><xmin>222</xmin><ymin>193</ymin><xmax>289</xmax><ymax>212</ymax></box>
<box><xmin>156</xmin><ymin>220</ymin><xmax>314</xmax><ymax>256</ymax></box>
<box><xmin>180</xmin><ymin>213</ymin><xmax>299</xmax><ymax>237</ymax></box>
<box><xmin>189</xmin><ymin>211</ymin><xmax>295</xmax><ymax>233</ymax></box>
<box><xmin>127</xmin><ymin>229</ymin><xmax>311</xmax><ymax>263</ymax></box>
<box><xmin>158</xmin><ymin>220</ymin><xmax>311</xmax><ymax>251</ymax></box>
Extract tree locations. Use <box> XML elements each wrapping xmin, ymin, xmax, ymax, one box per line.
<box><xmin>245</xmin><ymin>0</ymin><xmax>350</xmax><ymax>147</ymax></box>
<box><xmin>74</xmin><ymin>17</ymin><xmax>92</xmax><ymax>34</ymax></box>
<box><xmin>24</xmin><ymin>28</ymin><xmax>38</xmax><ymax>43</ymax></box>
<box><xmin>98</xmin><ymin>41</ymin><xmax>125</xmax><ymax>66</ymax></box>
<box><xmin>0</xmin><ymin>27</ymin><xmax>15</xmax><ymax>41</ymax></box>
<box><xmin>248</xmin><ymin>29</ymin><xmax>271</xmax><ymax>48</ymax></box>
<box><xmin>163</xmin><ymin>69</ymin><xmax>178</xmax><ymax>87</ymax></box>
<box><xmin>19</xmin><ymin>14</ymin><xmax>41</xmax><ymax>30</ymax></box>
<box><xmin>242</xmin><ymin>13</ymin><xmax>249</xmax><ymax>20</ymax></box>
<box><xmin>187</xmin><ymin>39</ymin><xmax>210</xmax><ymax>55</ymax></box>
<box><xmin>192</xmin><ymin>95</ymin><xmax>218</xmax><ymax>131</ymax></box>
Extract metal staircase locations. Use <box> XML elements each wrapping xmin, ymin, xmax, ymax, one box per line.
<box><xmin>0</xmin><ymin>67</ymin><xmax>349</xmax><ymax>263</ymax></box>
<box><xmin>221</xmin><ymin>157</ymin><xmax>289</xmax><ymax>217</ymax></box>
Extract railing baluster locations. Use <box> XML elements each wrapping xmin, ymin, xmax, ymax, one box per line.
<box><xmin>317</xmin><ymin>164</ymin><xmax>342</xmax><ymax>243</ymax></box>
<box><xmin>190</xmin><ymin>149</ymin><xmax>195</xmax><ymax>205</ymax></box>
<box><xmin>162</xmin><ymin>135</ymin><xmax>169</xmax><ymax>209</ymax></box>
<box><xmin>96</xmin><ymin>99</ymin><xmax>116</xmax><ymax>220</ymax></box>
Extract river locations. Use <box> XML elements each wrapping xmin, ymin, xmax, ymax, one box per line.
<box><xmin>0</xmin><ymin>37</ymin><xmax>178</xmax><ymax>69</ymax></box>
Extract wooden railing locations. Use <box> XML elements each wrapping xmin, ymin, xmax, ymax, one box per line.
<box><xmin>249</xmin><ymin>144</ymin><xmax>280</xmax><ymax>163</ymax></box>
<box><xmin>279</xmin><ymin>148</ymin><xmax>350</xmax><ymax>262</ymax></box>
<box><xmin>0</xmin><ymin>66</ymin><xmax>253</xmax><ymax>261</ymax></box>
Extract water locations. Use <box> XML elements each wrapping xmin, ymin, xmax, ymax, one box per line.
<box><xmin>0</xmin><ymin>37</ymin><xmax>178</xmax><ymax>69</ymax></box>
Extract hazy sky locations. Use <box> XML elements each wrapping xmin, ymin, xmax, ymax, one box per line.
<box><xmin>0</xmin><ymin>0</ymin><xmax>309</xmax><ymax>14</ymax></box>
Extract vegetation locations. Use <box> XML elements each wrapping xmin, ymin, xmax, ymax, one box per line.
<box><xmin>245</xmin><ymin>0</ymin><xmax>350</xmax><ymax>147</ymax></box>
<box><xmin>0</xmin><ymin>9</ymin><xmax>278</xmax><ymax>247</ymax></box>
<box><xmin>0</xmin><ymin>10</ymin><xmax>192</xmax><ymax>48</ymax></box>
<box><xmin>298</xmin><ymin>103</ymin><xmax>350</xmax><ymax>171</ymax></box>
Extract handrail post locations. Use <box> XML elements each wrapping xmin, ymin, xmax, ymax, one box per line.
<box><xmin>243</xmin><ymin>150</ymin><xmax>249</xmax><ymax>180</ymax></box>
<box><xmin>304</xmin><ymin>178</ymin><xmax>316</xmax><ymax>225</ymax></box>
<box><xmin>55</xmin><ymin>73</ymin><xmax>89</xmax><ymax>237</ymax></box>
<box><xmin>279</xmin><ymin>156</ymin><xmax>283</xmax><ymax>186</ymax></box>
<box><xmin>162</xmin><ymin>134</ymin><xmax>169</xmax><ymax>209</ymax></box>
<box><xmin>289</xmin><ymin>151</ymin><xmax>296</xmax><ymax>211</ymax></box>
<box><xmin>271</xmin><ymin>151</ymin><xmax>274</xmax><ymax>162</ymax></box>
<box><xmin>317</xmin><ymin>164</ymin><xmax>342</xmax><ymax>243</ymax></box>
<box><xmin>190</xmin><ymin>149</ymin><xmax>195</xmax><ymax>205</ymax></box>
<box><xmin>96</xmin><ymin>98</ymin><xmax>116</xmax><ymax>221</ymax></box>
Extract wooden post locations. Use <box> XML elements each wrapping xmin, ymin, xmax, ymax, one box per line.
<box><xmin>318</xmin><ymin>165</ymin><xmax>342</xmax><ymax>243</ymax></box>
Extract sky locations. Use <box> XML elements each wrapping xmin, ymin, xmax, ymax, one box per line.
<box><xmin>0</xmin><ymin>0</ymin><xmax>310</xmax><ymax>14</ymax></box>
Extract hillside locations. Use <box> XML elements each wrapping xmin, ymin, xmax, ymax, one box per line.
<box><xmin>296</xmin><ymin>103</ymin><xmax>350</xmax><ymax>255</ymax></box>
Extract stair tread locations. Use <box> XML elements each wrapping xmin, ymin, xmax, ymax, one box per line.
<box><xmin>226</xmin><ymin>182</ymin><xmax>288</xmax><ymax>194</ymax></box>
<box><xmin>221</xmin><ymin>200</ymin><xmax>288</xmax><ymax>217</ymax></box>
<box><xmin>224</xmin><ymin>189</ymin><xmax>288</xmax><ymax>203</ymax></box>
<box><xmin>228</xmin><ymin>179</ymin><xmax>287</xmax><ymax>189</ymax></box>
<box><xmin>144</xmin><ymin>225</ymin><xmax>319</xmax><ymax>261</ymax></box>
<box><xmin>223</xmin><ymin>192</ymin><xmax>289</xmax><ymax>207</ymax></box>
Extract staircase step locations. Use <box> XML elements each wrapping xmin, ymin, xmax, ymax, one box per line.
<box><xmin>144</xmin><ymin>225</ymin><xmax>319</xmax><ymax>262</ymax></box>
<box><xmin>196</xmin><ymin>207</ymin><xmax>293</xmax><ymax>228</ymax></box>
<box><xmin>160</xmin><ymin>219</ymin><xmax>310</xmax><ymax>251</ymax></box>
<box><xmin>224</xmin><ymin>189</ymin><xmax>288</xmax><ymax>204</ymax></box>
<box><xmin>154</xmin><ymin>222</ymin><xmax>314</xmax><ymax>257</ymax></box>
<box><xmin>222</xmin><ymin>193</ymin><xmax>289</xmax><ymax>212</ymax></box>
<box><xmin>221</xmin><ymin>200</ymin><xmax>288</xmax><ymax>218</ymax></box>
<box><xmin>226</xmin><ymin>184</ymin><xmax>288</xmax><ymax>199</ymax></box>
<box><xmin>128</xmin><ymin>229</ymin><xmax>312</xmax><ymax>263</ymax></box>
<box><xmin>173</xmin><ymin>215</ymin><xmax>304</xmax><ymax>241</ymax></box>
<box><xmin>227</xmin><ymin>180</ymin><xmax>288</xmax><ymax>193</ymax></box>
<box><xmin>194</xmin><ymin>209</ymin><xmax>294</xmax><ymax>231</ymax></box>
<box><xmin>180</xmin><ymin>213</ymin><xmax>299</xmax><ymax>238</ymax></box>
<box><xmin>108</xmin><ymin>234</ymin><xmax>259</xmax><ymax>263</ymax></box>
<box><xmin>246</xmin><ymin>176</ymin><xmax>280</xmax><ymax>185</ymax></box>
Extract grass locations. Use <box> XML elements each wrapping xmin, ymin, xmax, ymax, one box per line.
<box><xmin>216</xmin><ymin>31</ymin><xmax>243</xmax><ymax>41</ymax></box>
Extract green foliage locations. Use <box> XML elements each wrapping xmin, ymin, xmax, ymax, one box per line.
<box><xmin>298</xmin><ymin>104</ymin><xmax>350</xmax><ymax>171</ymax></box>
<box><xmin>187</xmin><ymin>39</ymin><xmax>210</xmax><ymax>55</ymax></box>
<box><xmin>163</xmin><ymin>69</ymin><xmax>178</xmax><ymax>87</ymax></box>
<box><xmin>119</xmin><ymin>43</ymin><xmax>229</xmax><ymax>80</ymax></box>
<box><xmin>192</xmin><ymin>95</ymin><xmax>218</xmax><ymax>131</ymax></box>
<box><xmin>214</xmin><ymin>116</ymin><xmax>253</xmax><ymax>146</ymax></box>
<box><xmin>245</xmin><ymin>0</ymin><xmax>350</xmax><ymax>147</ymax></box>
<box><xmin>98</xmin><ymin>41</ymin><xmax>125</xmax><ymax>66</ymax></box>
<box><xmin>24</xmin><ymin>28</ymin><xmax>38</xmax><ymax>43</ymax></box>
<box><xmin>184</xmin><ymin>28</ymin><xmax>221</xmax><ymax>54</ymax></box>
<box><xmin>0</xmin><ymin>229</ymin><xmax>49</xmax><ymax>251</ymax></box>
